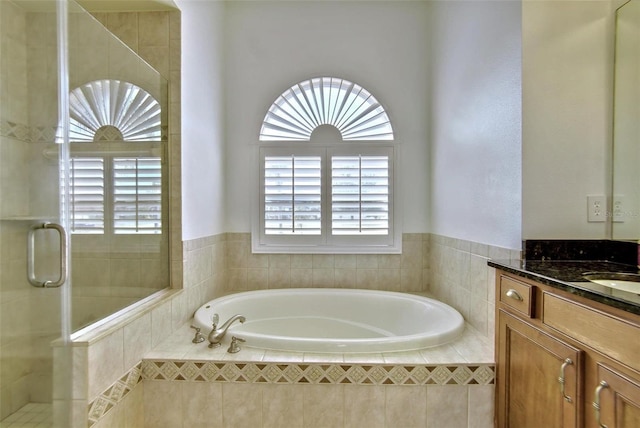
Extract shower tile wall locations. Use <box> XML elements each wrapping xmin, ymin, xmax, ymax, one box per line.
<box><xmin>68</xmin><ymin>9</ymin><xmax>182</xmax><ymax>331</ymax></box>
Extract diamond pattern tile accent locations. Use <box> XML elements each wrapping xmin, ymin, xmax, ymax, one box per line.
<box><xmin>88</xmin><ymin>363</ymin><xmax>143</xmax><ymax>427</ymax></box>
<box><xmin>0</xmin><ymin>120</ymin><xmax>31</xmax><ymax>141</ymax></box>
<box><xmin>140</xmin><ymin>360</ymin><xmax>493</xmax><ymax>386</ymax></box>
<box><xmin>89</xmin><ymin>359</ymin><xmax>493</xmax><ymax>427</ymax></box>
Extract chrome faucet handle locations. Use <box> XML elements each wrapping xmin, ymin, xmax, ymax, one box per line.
<box><xmin>227</xmin><ymin>336</ymin><xmax>246</xmax><ymax>354</ymax></box>
<box><xmin>190</xmin><ymin>325</ymin><xmax>205</xmax><ymax>343</ymax></box>
<box><xmin>211</xmin><ymin>313</ymin><xmax>219</xmax><ymax>329</ymax></box>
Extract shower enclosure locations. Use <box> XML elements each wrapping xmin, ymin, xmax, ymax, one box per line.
<box><xmin>0</xmin><ymin>1</ymin><xmax>169</xmax><ymax>425</ymax></box>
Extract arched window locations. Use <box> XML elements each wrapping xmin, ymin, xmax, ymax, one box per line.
<box><xmin>66</xmin><ymin>80</ymin><xmax>163</xmax><ymax>235</ymax></box>
<box><xmin>259</xmin><ymin>77</ymin><xmax>393</xmax><ymax>141</ymax></box>
<box><xmin>255</xmin><ymin>77</ymin><xmax>399</xmax><ymax>253</ymax></box>
<box><xmin>69</xmin><ymin>79</ymin><xmax>161</xmax><ymax>142</ymax></box>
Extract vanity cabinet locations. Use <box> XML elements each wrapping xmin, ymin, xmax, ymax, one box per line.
<box><xmin>595</xmin><ymin>364</ymin><xmax>640</xmax><ymax>427</ymax></box>
<box><xmin>495</xmin><ymin>270</ymin><xmax>640</xmax><ymax>428</ymax></box>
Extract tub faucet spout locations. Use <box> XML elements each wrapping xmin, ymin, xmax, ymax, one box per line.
<box><xmin>208</xmin><ymin>314</ymin><xmax>246</xmax><ymax>348</ymax></box>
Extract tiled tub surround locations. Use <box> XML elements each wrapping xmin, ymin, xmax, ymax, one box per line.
<box><xmin>69</xmin><ymin>232</ymin><xmax>510</xmax><ymax>427</ymax></box>
<box><xmin>88</xmin><ymin>321</ymin><xmax>494</xmax><ymax>428</ymax></box>
<box><xmin>224</xmin><ymin>233</ymin><xmax>428</xmax><ymax>292</ymax></box>
<box><xmin>428</xmin><ymin>235</ymin><xmax>521</xmax><ymax>339</ymax></box>
<box><xmin>223</xmin><ymin>233</ymin><xmax>517</xmax><ymax>340</ymax></box>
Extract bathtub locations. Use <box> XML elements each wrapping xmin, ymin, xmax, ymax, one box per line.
<box><xmin>193</xmin><ymin>288</ymin><xmax>464</xmax><ymax>353</ymax></box>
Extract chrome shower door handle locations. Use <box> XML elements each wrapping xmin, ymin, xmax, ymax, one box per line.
<box><xmin>27</xmin><ymin>222</ymin><xmax>68</xmax><ymax>288</ymax></box>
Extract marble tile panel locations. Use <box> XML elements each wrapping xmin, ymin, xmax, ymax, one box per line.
<box><xmin>269</xmin><ymin>254</ymin><xmax>291</xmax><ymax>269</ymax></box>
<box><xmin>143</xmin><ymin>380</ymin><xmax>182</xmax><ymax>428</ymax></box>
<box><xmin>123</xmin><ymin>313</ymin><xmax>152</xmax><ymax>369</ymax></box>
<box><xmin>385</xmin><ymin>385</ymin><xmax>426</xmax><ymax>428</ymax></box>
<box><xmin>426</xmin><ymin>385</ymin><xmax>469</xmax><ymax>428</ymax></box>
<box><xmin>150</xmin><ymin>300</ymin><xmax>174</xmax><ymax>349</ymax></box>
<box><xmin>334</xmin><ymin>254</ymin><xmax>356</xmax><ymax>269</ymax></box>
<box><xmin>312</xmin><ymin>268</ymin><xmax>335</xmax><ymax>287</ymax></box>
<box><xmin>138</xmin><ymin>11</ymin><xmax>169</xmax><ymax>48</ymax></box>
<box><xmin>468</xmin><ymin>384</ymin><xmax>495</xmax><ymax>428</ymax></box>
<box><xmin>419</xmin><ymin>344</ymin><xmax>466</xmax><ymax>364</ymax></box>
<box><xmin>291</xmin><ymin>254</ymin><xmax>313</xmax><ymax>269</ymax></box>
<box><xmin>303</xmin><ymin>384</ymin><xmax>344</xmax><ymax>428</ymax></box>
<box><xmin>382</xmin><ymin>351</ymin><xmax>427</xmax><ymax>364</ymax></box>
<box><xmin>88</xmin><ymin>329</ymin><xmax>125</xmax><ymax>400</ymax></box>
<box><xmin>181</xmin><ymin>381</ymin><xmax>223</xmax><ymax>428</ymax></box>
<box><xmin>123</xmin><ymin>384</ymin><xmax>144</xmax><ymax>428</ymax></box>
<box><xmin>344</xmin><ymin>385</ymin><xmax>385</xmax><ymax>428</ymax></box>
<box><xmin>106</xmin><ymin>12</ymin><xmax>139</xmax><ymax>51</ymax></box>
<box><xmin>262</xmin><ymin>384</ymin><xmax>304</xmax><ymax>428</ymax></box>
<box><xmin>222</xmin><ymin>383</ymin><xmax>262</xmax><ymax>428</ymax></box>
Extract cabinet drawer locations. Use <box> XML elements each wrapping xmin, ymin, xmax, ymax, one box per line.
<box><xmin>543</xmin><ymin>292</ymin><xmax>640</xmax><ymax>373</ymax></box>
<box><xmin>499</xmin><ymin>275</ymin><xmax>534</xmax><ymax>317</ymax></box>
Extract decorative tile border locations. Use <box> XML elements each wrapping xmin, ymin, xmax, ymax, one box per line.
<box><xmin>88</xmin><ymin>363</ymin><xmax>143</xmax><ymax>427</ymax></box>
<box><xmin>141</xmin><ymin>360</ymin><xmax>495</xmax><ymax>386</ymax></box>
<box><xmin>0</xmin><ymin>118</ymin><xmax>168</xmax><ymax>143</ymax></box>
<box><xmin>87</xmin><ymin>359</ymin><xmax>494</xmax><ymax>426</ymax></box>
<box><xmin>0</xmin><ymin>119</ymin><xmax>33</xmax><ymax>142</ymax></box>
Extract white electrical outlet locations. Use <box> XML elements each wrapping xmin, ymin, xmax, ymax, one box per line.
<box><xmin>587</xmin><ymin>195</ymin><xmax>606</xmax><ymax>222</ymax></box>
<box><xmin>613</xmin><ymin>195</ymin><xmax>625</xmax><ymax>223</ymax></box>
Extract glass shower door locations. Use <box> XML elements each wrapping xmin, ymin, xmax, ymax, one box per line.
<box><xmin>0</xmin><ymin>1</ymin><xmax>73</xmax><ymax>426</ymax></box>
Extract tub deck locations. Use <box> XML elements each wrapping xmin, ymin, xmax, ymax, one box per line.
<box><xmin>89</xmin><ymin>320</ymin><xmax>495</xmax><ymax>426</ymax></box>
<box><xmin>147</xmin><ymin>320</ymin><xmax>493</xmax><ymax>365</ymax></box>
<box><xmin>138</xmin><ymin>320</ymin><xmax>494</xmax><ymax>389</ymax></box>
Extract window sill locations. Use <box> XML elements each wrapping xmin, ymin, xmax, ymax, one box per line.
<box><xmin>251</xmin><ymin>242</ymin><xmax>402</xmax><ymax>255</ymax></box>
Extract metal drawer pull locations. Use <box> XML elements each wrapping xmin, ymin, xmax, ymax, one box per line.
<box><xmin>505</xmin><ymin>289</ymin><xmax>523</xmax><ymax>301</ymax></box>
<box><xmin>27</xmin><ymin>222</ymin><xmax>67</xmax><ymax>288</ymax></box>
<box><xmin>592</xmin><ymin>380</ymin><xmax>609</xmax><ymax>428</ymax></box>
<box><xmin>557</xmin><ymin>358</ymin><xmax>573</xmax><ymax>402</ymax></box>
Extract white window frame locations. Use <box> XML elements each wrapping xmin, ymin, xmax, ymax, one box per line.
<box><xmin>253</xmin><ymin>76</ymin><xmax>400</xmax><ymax>254</ymax></box>
<box><xmin>253</xmin><ymin>141</ymin><xmax>401</xmax><ymax>254</ymax></box>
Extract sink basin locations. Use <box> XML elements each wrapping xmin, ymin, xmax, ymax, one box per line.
<box><xmin>583</xmin><ymin>272</ymin><xmax>640</xmax><ymax>294</ymax></box>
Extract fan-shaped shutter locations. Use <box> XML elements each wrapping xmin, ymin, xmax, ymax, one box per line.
<box><xmin>260</xmin><ymin>77</ymin><xmax>393</xmax><ymax>141</ymax></box>
<box><xmin>68</xmin><ymin>80</ymin><xmax>161</xmax><ymax>142</ymax></box>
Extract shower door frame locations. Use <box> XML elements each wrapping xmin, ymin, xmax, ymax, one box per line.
<box><xmin>0</xmin><ymin>0</ymin><xmax>74</xmax><ymax>426</ymax></box>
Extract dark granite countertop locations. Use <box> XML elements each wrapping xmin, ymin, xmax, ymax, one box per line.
<box><xmin>488</xmin><ymin>259</ymin><xmax>640</xmax><ymax>316</ymax></box>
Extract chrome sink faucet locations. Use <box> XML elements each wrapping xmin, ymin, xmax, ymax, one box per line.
<box><xmin>208</xmin><ymin>314</ymin><xmax>246</xmax><ymax>348</ymax></box>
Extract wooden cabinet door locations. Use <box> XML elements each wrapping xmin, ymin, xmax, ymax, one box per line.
<box><xmin>497</xmin><ymin>309</ymin><xmax>583</xmax><ymax>428</ymax></box>
<box><xmin>593</xmin><ymin>364</ymin><xmax>640</xmax><ymax>428</ymax></box>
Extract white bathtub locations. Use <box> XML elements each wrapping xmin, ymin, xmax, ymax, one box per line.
<box><xmin>193</xmin><ymin>288</ymin><xmax>464</xmax><ymax>353</ymax></box>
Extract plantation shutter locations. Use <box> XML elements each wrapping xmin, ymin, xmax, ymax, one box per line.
<box><xmin>264</xmin><ymin>155</ymin><xmax>322</xmax><ymax>235</ymax></box>
<box><xmin>331</xmin><ymin>154</ymin><xmax>389</xmax><ymax>235</ymax></box>
<box><xmin>70</xmin><ymin>157</ymin><xmax>105</xmax><ymax>233</ymax></box>
<box><xmin>113</xmin><ymin>157</ymin><xmax>162</xmax><ymax>234</ymax></box>
<box><xmin>256</xmin><ymin>77</ymin><xmax>398</xmax><ymax>253</ymax></box>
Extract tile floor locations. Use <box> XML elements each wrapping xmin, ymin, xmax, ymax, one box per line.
<box><xmin>0</xmin><ymin>403</ymin><xmax>51</xmax><ymax>428</ymax></box>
